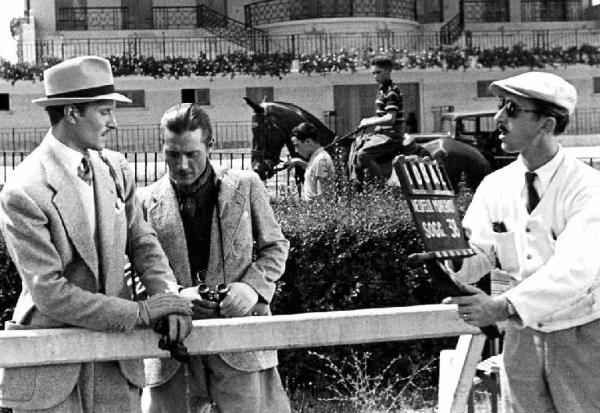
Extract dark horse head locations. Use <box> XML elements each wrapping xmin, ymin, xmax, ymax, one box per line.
<box><xmin>244</xmin><ymin>97</ymin><xmax>336</xmax><ymax>180</ymax></box>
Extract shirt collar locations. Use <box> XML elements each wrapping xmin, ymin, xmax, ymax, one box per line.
<box><xmin>308</xmin><ymin>146</ymin><xmax>325</xmax><ymax>163</ymax></box>
<box><xmin>516</xmin><ymin>146</ymin><xmax>564</xmax><ymax>194</ymax></box>
<box><xmin>47</xmin><ymin>130</ymin><xmax>88</xmax><ymax>176</ymax></box>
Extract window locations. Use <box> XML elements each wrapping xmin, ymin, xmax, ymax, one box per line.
<box><xmin>0</xmin><ymin>93</ymin><xmax>9</xmax><ymax>111</ymax></box>
<box><xmin>594</xmin><ymin>77</ymin><xmax>600</xmax><ymax>94</ymax></box>
<box><xmin>245</xmin><ymin>87</ymin><xmax>274</xmax><ymax>104</ymax></box>
<box><xmin>116</xmin><ymin>90</ymin><xmax>145</xmax><ymax>108</ymax></box>
<box><xmin>181</xmin><ymin>89</ymin><xmax>210</xmax><ymax>105</ymax></box>
<box><xmin>476</xmin><ymin>80</ymin><xmax>495</xmax><ymax>98</ymax></box>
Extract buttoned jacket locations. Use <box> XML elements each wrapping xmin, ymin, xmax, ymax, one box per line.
<box><xmin>454</xmin><ymin>150</ymin><xmax>600</xmax><ymax>332</ymax></box>
<box><xmin>0</xmin><ymin>133</ymin><xmax>179</xmax><ymax>410</ymax></box>
<box><xmin>138</xmin><ymin>166</ymin><xmax>289</xmax><ymax>380</ymax></box>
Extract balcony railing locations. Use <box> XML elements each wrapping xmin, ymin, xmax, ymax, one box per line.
<box><xmin>522</xmin><ymin>0</ymin><xmax>583</xmax><ymax>22</ymax></box>
<box><xmin>56</xmin><ymin>7</ymin><xmax>129</xmax><ymax>31</ymax></box>
<box><xmin>463</xmin><ymin>0</ymin><xmax>510</xmax><ymax>23</ymax></box>
<box><xmin>245</xmin><ymin>0</ymin><xmax>416</xmax><ymax>26</ymax></box>
<box><xmin>153</xmin><ymin>6</ymin><xmax>199</xmax><ymax>30</ymax></box>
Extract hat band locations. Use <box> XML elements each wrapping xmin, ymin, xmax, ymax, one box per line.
<box><xmin>46</xmin><ymin>84</ymin><xmax>115</xmax><ymax>99</ymax></box>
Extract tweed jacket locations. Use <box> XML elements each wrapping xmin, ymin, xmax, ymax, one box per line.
<box><xmin>0</xmin><ymin>134</ymin><xmax>179</xmax><ymax>410</ymax></box>
<box><xmin>138</xmin><ymin>165</ymin><xmax>289</xmax><ymax>381</ymax></box>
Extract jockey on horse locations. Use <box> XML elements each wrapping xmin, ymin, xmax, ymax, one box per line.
<box><xmin>351</xmin><ymin>55</ymin><xmax>428</xmax><ymax>181</ymax></box>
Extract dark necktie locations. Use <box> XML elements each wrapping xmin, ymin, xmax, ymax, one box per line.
<box><xmin>525</xmin><ymin>171</ymin><xmax>539</xmax><ymax>213</ymax></box>
<box><xmin>77</xmin><ymin>151</ymin><xmax>93</xmax><ymax>185</ymax></box>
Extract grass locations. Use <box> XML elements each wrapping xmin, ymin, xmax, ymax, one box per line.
<box><xmin>285</xmin><ymin>350</ymin><xmax>498</xmax><ymax>413</ymax></box>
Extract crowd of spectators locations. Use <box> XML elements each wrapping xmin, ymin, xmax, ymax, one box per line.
<box><xmin>2</xmin><ymin>43</ymin><xmax>600</xmax><ymax>84</ymax></box>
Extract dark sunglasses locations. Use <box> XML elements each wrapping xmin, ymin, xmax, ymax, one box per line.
<box><xmin>498</xmin><ymin>98</ymin><xmax>543</xmax><ymax>118</ymax></box>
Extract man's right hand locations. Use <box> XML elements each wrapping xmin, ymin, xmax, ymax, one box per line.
<box><xmin>180</xmin><ymin>287</ymin><xmax>219</xmax><ymax>319</ymax></box>
<box><xmin>138</xmin><ymin>293</ymin><xmax>193</xmax><ymax>325</ymax></box>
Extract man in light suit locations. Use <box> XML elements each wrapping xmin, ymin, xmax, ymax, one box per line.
<box><xmin>0</xmin><ymin>56</ymin><xmax>193</xmax><ymax>413</ymax></box>
<box><xmin>138</xmin><ymin>103</ymin><xmax>291</xmax><ymax>413</ymax></box>
<box><xmin>443</xmin><ymin>72</ymin><xmax>600</xmax><ymax>412</ymax></box>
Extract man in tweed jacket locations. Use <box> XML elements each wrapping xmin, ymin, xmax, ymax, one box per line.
<box><xmin>139</xmin><ymin>103</ymin><xmax>291</xmax><ymax>413</ymax></box>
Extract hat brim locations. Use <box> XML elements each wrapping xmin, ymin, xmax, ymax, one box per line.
<box><xmin>32</xmin><ymin>92</ymin><xmax>132</xmax><ymax>107</ymax></box>
<box><xmin>489</xmin><ymin>82</ymin><xmax>529</xmax><ymax>99</ymax></box>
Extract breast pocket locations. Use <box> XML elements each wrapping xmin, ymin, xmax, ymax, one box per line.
<box><xmin>493</xmin><ymin>231</ymin><xmax>520</xmax><ymax>273</ymax></box>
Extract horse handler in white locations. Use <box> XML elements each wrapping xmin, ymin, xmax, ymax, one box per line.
<box><xmin>443</xmin><ymin>72</ymin><xmax>600</xmax><ymax>412</ymax></box>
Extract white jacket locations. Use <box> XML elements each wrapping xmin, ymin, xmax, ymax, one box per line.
<box><xmin>454</xmin><ymin>148</ymin><xmax>600</xmax><ymax>332</ymax></box>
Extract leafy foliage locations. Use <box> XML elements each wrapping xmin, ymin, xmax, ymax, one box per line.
<box><xmin>270</xmin><ymin>175</ymin><xmax>473</xmax><ymax>390</ymax></box>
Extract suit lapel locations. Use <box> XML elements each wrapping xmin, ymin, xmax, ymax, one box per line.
<box><xmin>149</xmin><ymin>178</ymin><xmax>193</xmax><ymax>287</ymax></box>
<box><xmin>206</xmin><ymin>170</ymin><xmax>246</xmax><ymax>285</ymax></box>
<box><xmin>91</xmin><ymin>154</ymin><xmax>117</xmax><ymax>294</ymax></box>
<box><xmin>42</xmin><ymin>142</ymin><xmax>99</xmax><ymax>282</ymax></box>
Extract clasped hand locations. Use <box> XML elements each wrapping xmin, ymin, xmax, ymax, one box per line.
<box><xmin>180</xmin><ymin>282</ymin><xmax>259</xmax><ymax>318</ymax></box>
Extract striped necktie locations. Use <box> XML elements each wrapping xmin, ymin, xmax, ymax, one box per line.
<box><xmin>77</xmin><ymin>151</ymin><xmax>93</xmax><ymax>185</ymax></box>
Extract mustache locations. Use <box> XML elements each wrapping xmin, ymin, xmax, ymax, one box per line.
<box><xmin>497</xmin><ymin>124</ymin><xmax>508</xmax><ymax>134</ymax></box>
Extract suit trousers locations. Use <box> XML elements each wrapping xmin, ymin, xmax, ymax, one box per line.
<box><xmin>142</xmin><ymin>355</ymin><xmax>290</xmax><ymax>413</ymax></box>
<box><xmin>501</xmin><ymin>318</ymin><xmax>600</xmax><ymax>413</ymax></box>
<box><xmin>13</xmin><ymin>361</ymin><xmax>140</xmax><ymax>413</ymax></box>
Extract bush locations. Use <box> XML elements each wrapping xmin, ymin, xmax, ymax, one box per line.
<box><xmin>271</xmin><ymin>177</ymin><xmax>473</xmax><ymax>394</ymax></box>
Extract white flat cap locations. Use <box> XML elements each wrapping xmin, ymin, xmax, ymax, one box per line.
<box><xmin>489</xmin><ymin>71</ymin><xmax>577</xmax><ymax>115</ymax></box>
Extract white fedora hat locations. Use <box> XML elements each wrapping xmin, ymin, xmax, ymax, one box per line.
<box><xmin>32</xmin><ymin>55</ymin><xmax>131</xmax><ymax>107</ymax></box>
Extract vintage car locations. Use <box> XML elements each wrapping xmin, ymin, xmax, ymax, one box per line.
<box><xmin>407</xmin><ymin>110</ymin><xmax>513</xmax><ymax>169</ymax></box>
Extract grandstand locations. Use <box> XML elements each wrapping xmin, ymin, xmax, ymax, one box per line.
<box><xmin>2</xmin><ymin>0</ymin><xmax>600</xmax><ymax>144</ymax></box>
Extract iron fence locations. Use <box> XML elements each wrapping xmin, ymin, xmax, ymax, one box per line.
<box><xmin>463</xmin><ymin>0</ymin><xmax>510</xmax><ymax>23</ymax></box>
<box><xmin>0</xmin><ymin>122</ymin><xmax>253</xmax><ymax>153</ymax></box>
<box><xmin>521</xmin><ymin>0</ymin><xmax>583</xmax><ymax>22</ymax></box>
<box><xmin>0</xmin><ymin>150</ymin><xmax>293</xmax><ymax>196</ymax></box>
<box><xmin>56</xmin><ymin>7</ymin><xmax>129</xmax><ymax>31</ymax></box>
<box><xmin>33</xmin><ymin>27</ymin><xmax>600</xmax><ymax>62</ymax></box>
<box><xmin>244</xmin><ymin>0</ymin><xmax>416</xmax><ymax>26</ymax></box>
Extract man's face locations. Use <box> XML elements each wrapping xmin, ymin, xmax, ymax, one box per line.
<box><xmin>494</xmin><ymin>94</ymin><xmax>546</xmax><ymax>155</ymax></box>
<box><xmin>291</xmin><ymin>136</ymin><xmax>314</xmax><ymax>159</ymax></box>
<box><xmin>164</xmin><ymin>128</ymin><xmax>210</xmax><ymax>187</ymax></box>
<box><xmin>371</xmin><ymin>65</ymin><xmax>391</xmax><ymax>85</ymax></box>
<box><xmin>71</xmin><ymin>100</ymin><xmax>117</xmax><ymax>151</ymax></box>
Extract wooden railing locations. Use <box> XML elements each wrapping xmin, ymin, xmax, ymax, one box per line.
<box><xmin>0</xmin><ymin>304</ymin><xmax>482</xmax><ymax>412</ymax></box>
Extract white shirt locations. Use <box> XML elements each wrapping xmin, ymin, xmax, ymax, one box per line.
<box><xmin>303</xmin><ymin>147</ymin><xmax>334</xmax><ymax>202</ymax></box>
<box><xmin>454</xmin><ymin>146</ymin><xmax>600</xmax><ymax>332</ymax></box>
<box><xmin>47</xmin><ymin>131</ymin><xmax>96</xmax><ymax>238</ymax></box>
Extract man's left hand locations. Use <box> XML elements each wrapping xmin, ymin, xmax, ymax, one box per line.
<box><xmin>220</xmin><ymin>282</ymin><xmax>259</xmax><ymax>318</ymax></box>
<box><xmin>442</xmin><ymin>284</ymin><xmax>508</xmax><ymax>326</ymax></box>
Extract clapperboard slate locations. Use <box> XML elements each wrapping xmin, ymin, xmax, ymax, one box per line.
<box><xmin>393</xmin><ymin>156</ymin><xmax>475</xmax><ymax>261</ymax></box>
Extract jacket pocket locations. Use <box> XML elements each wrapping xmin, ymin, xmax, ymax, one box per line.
<box><xmin>0</xmin><ymin>321</ymin><xmax>81</xmax><ymax>410</ymax></box>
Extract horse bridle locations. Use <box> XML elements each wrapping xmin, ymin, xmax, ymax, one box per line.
<box><xmin>251</xmin><ymin>112</ymin><xmax>292</xmax><ymax>173</ymax></box>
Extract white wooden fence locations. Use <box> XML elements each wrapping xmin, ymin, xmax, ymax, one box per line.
<box><xmin>0</xmin><ymin>304</ymin><xmax>486</xmax><ymax>413</ymax></box>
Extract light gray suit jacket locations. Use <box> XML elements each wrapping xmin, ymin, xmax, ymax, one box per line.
<box><xmin>138</xmin><ymin>165</ymin><xmax>289</xmax><ymax>381</ymax></box>
<box><xmin>0</xmin><ymin>134</ymin><xmax>179</xmax><ymax>410</ymax></box>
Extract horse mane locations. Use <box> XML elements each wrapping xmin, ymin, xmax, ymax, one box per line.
<box><xmin>267</xmin><ymin>101</ymin><xmax>336</xmax><ymax>145</ymax></box>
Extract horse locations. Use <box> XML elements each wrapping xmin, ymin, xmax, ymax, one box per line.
<box><xmin>244</xmin><ymin>97</ymin><xmax>492</xmax><ymax>191</ymax></box>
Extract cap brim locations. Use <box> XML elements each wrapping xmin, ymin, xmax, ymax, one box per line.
<box><xmin>32</xmin><ymin>92</ymin><xmax>132</xmax><ymax>107</ymax></box>
<box><xmin>489</xmin><ymin>82</ymin><xmax>529</xmax><ymax>99</ymax></box>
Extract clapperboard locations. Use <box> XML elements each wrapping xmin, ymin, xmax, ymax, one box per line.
<box><xmin>394</xmin><ymin>155</ymin><xmax>501</xmax><ymax>338</ymax></box>
<box><xmin>393</xmin><ymin>155</ymin><xmax>475</xmax><ymax>261</ymax></box>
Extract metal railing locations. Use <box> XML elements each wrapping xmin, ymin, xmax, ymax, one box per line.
<box><xmin>57</xmin><ymin>7</ymin><xmax>129</xmax><ymax>31</ymax></box>
<box><xmin>33</xmin><ymin>27</ymin><xmax>600</xmax><ymax>62</ymax></box>
<box><xmin>463</xmin><ymin>0</ymin><xmax>510</xmax><ymax>23</ymax></box>
<box><xmin>0</xmin><ymin>122</ymin><xmax>253</xmax><ymax>153</ymax></box>
<box><xmin>440</xmin><ymin>12</ymin><xmax>463</xmax><ymax>45</ymax></box>
<box><xmin>244</xmin><ymin>0</ymin><xmax>416</xmax><ymax>26</ymax></box>
<box><xmin>521</xmin><ymin>0</ymin><xmax>583</xmax><ymax>22</ymax></box>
